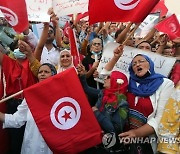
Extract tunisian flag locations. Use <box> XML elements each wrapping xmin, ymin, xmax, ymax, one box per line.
<box><xmin>88</xmin><ymin>0</ymin><xmax>160</xmax><ymax>24</ymax></box>
<box><xmin>155</xmin><ymin>14</ymin><xmax>180</xmax><ymax>40</ymax></box>
<box><xmin>151</xmin><ymin>0</ymin><xmax>168</xmax><ymax>17</ymax></box>
<box><xmin>23</xmin><ymin>68</ymin><xmax>102</xmax><ymax>153</ymax></box>
<box><xmin>68</xmin><ymin>27</ymin><xmax>81</xmax><ymax>67</ymax></box>
<box><xmin>0</xmin><ymin>0</ymin><xmax>29</xmax><ymax>33</ymax></box>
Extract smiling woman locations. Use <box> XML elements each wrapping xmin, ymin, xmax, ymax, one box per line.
<box><xmin>0</xmin><ymin>63</ymin><xmax>57</xmax><ymax>154</ymax></box>
<box><xmin>57</xmin><ymin>49</ymin><xmax>74</xmax><ymax>73</ymax></box>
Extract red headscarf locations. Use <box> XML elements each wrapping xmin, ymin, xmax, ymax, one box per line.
<box><xmin>100</xmin><ymin>71</ymin><xmax>128</xmax><ymax>111</ymax></box>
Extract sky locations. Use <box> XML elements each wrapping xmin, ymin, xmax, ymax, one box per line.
<box><xmin>165</xmin><ymin>0</ymin><xmax>180</xmax><ymax>15</ymax></box>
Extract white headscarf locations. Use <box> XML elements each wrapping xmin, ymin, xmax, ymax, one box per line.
<box><xmin>57</xmin><ymin>49</ymin><xmax>74</xmax><ymax>73</ymax></box>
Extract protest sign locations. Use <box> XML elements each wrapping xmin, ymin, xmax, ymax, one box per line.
<box><xmin>53</xmin><ymin>0</ymin><xmax>89</xmax><ymax>17</ymax></box>
<box><xmin>26</xmin><ymin>0</ymin><xmax>88</xmax><ymax>22</ymax></box>
<box><xmin>134</xmin><ymin>12</ymin><xmax>160</xmax><ymax>38</ymax></box>
<box><xmin>25</xmin><ymin>0</ymin><xmax>51</xmax><ymax>22</ymax></box>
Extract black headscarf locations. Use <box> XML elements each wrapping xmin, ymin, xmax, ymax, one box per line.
<box><xmin>39</xmin><ymin>63</ymin><xmax>57</xmax><ymax>76</ymax></box>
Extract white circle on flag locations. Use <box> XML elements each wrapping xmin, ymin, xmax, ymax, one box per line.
<box><xmin>50</xmin><ymin>97</ymin><xmax>81</xmax><ymax>130</ymax></box>
<box><xmin>114</xmin><ymin>0</ymin><xmax>140</xmax><ymax>10</ymax></box>
<box><xmin>168</xmin><ymin>23</ymin><xmax>177</xmax><ymax>33</ymax></box>
<box><xmin>0</xmin><ymin>6</ymin><xmax>18</xmax><ymax>26</ymax></box>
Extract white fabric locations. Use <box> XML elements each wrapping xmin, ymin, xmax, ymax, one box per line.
<box><xmin>147</xmin><ymin>78</ymin><xmax>174</xmax><ymax>153</ymax></box>
<box><xmin>3</xmin><ymin>99</ymin><xmax>52</xmax><ymax>154</ymax></box>
<box><xmin>41</xmin><ymin>46</ymin><xmax>60</xmax><ymax>67</ymax></box>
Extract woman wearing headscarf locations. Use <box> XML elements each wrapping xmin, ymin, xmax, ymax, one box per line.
<box><xmin>57</xmin><ymin>49</ymin><xmax>74</xmax><ymax>73</ymax></box>
<box><xmin>103</xmin><ymin>45</ymin><xmax>174</xmax><ymax>153</ymax></box>
<box><xmin>77</xmin><ymin>64</ymin><xmax>129</xmax><ymax>153</ymax></box>
<box><xmin>0</xmin><ymin>63</ymin><xmax>57</xmax><ymax>154</ymax></box>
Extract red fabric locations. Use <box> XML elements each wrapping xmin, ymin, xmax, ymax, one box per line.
<box><xmin>155</xmin><ymin>14</ymin><xmax>180</xmax><ymax>40</ymax></box>
<box><xmin>0</xmin><ymin>0</ymin><xmax>29</xmax><ymax>33</ymax></box>
<box><xmin>0</xmin><ymin>55</ymin><xmax>37</xmax><ymax>99</ymax></box>
<box><xmin>171</xmin><ymin>63</ymin><xmax>180</xmax><ymax>85</ymax></box>
<box><xmin>68</xmin><ymin>27</ymin><xmax>81</xmax><ymax>67</ymax></box>
<box><xmin>101</xmin><ymin>71</ymin><xmax>128</xmax><ymax>111</ymax></box>
<box><xmin>23</xmin><ymin>68</ymin><xmax>102</xmax><ymax>154</ymax></box>
<box><xmin>88</xmin><ymin>0</ymin><xmax>160</xmax><ymax>24</ymax></box>
<box><xmin>151</xmin><ymin>0</ymin><xmax>168</xmax><ymax>17</ymax></box>
<box><xmin>127</xmin><ymin>93</ymin><xmax>153</xmax><ymax>129</ymax></box>
<box><xmin>63</xmin><ymin>21</ymin><xmax>70</xmax><ymax>38</ymax></box>
<box><xmin>76</xmin><ymin>12</ymin><xmax>89</xmax><ymax>22</ymax></box>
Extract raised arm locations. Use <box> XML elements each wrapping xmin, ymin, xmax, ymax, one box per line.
<box><xmin>116</xmin><ymin>22</ymin><xmax>133</xmax><ymax>44</ymax></box>
<box><xmin>34</xmin><ymin>23</ymin><xmax>49</xmax><ymax>61</ymax></box>
<box><xmin>49</xmin><ymin>8</ymin><xmax>62</xmax><ymax>48</ymax></box>
<box><xmin>104</xmin><ymin>44</ymin><xmax>124</xmax><ymax>71</ymax></box>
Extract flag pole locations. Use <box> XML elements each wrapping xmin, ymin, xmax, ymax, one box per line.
<box><xmin>122</xmin><ymin>23</ymin><xmax>140</xmax><ymax>45</ymax></box>
<box><xmin>94</xmin><ymin>54</ymin><xmax>100</xmax><ymax>89</ymax></box>
<box><xmin>0</xmin><ymin>90</ymin><xmax>23</xmax><ymax>103</ymax></box>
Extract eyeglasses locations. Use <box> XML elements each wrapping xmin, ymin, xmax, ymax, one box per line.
<box><xmin>132</xmin><ymin>59</ymin><xmax>147</xmax><ymax>67</ymax></box>
<box><xmin>92</xmin><ymin>42</ymin><xmax>102</xmax><ymax>46</ymax></box>
<box><xmin>48</xmin><ymin>30</ymin><xmax>54</xmax><ymax>34</ymax></box>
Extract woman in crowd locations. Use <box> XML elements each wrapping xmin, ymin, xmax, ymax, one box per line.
<box><xmin>77</xmin><ymin>63</ymin><xmax>129</xmax><ymax>153</ymax></box>
<box><xmin>104</xmin><ymin>45</ymin><xmax>174</xmax><ymax>153</ymax></box>
<box><xmin>0</xmin><ymin>63</ymin><xmax>57</xmax><ymax>154</ymax></box>
<box><xmin>57</xmin><ymin>49</ymin><xmax>74</xmax><ymax>73</ymax></box>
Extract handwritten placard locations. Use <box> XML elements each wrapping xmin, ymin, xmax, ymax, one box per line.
<box><xmin>25</xmin><ymin>0</ymin><xmax>51</xmax><ymax>22</ymax></box>
<box><xmin>97</xmin><ymin>42</ymin><xmax>176</xmax><ymax>80</ymax></box>
<box><xmin>53</xmin><ymin>0</ymin><xmax>89</xmax><ymax>17</ymax></box>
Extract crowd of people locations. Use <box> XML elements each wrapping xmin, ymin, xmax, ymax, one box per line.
<box><xmin>0</xmin><ymin>7</ymin><xmax>179</xmax><ymax>154</ymax></box>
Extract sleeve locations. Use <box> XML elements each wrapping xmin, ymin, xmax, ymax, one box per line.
<box><xmin>3</xmin><ymin>99</ymin><xmax>28</xmax><ymax>128</ymax></box>
<box><xmin>30</xmin><ymin>58</ymin><xmax>41</xmax><ymax>77</ymax></box>
<box><xmin>79</xmin><ymin>75</ymin><xmax>100</xmax><ymax>99</ymax></box>
<box><xmin>147</xmin><ymin>79</ymin><xmax>174</xmax><ymax>135</ymax></box>
<box><xmin>25</xmin><ymin>30</ymin><xmax>38</xmax><ymax>50</ymax></box>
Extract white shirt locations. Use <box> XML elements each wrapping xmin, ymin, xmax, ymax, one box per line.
<box><xmin>3</xmin><ymin>99</ymin><xmax>52</xmax><ymax>154</ymax></box>
<box><xmin>41</xmin><ymin>46</ymin><xmax>60</xmax><ymax>67</ymax></box>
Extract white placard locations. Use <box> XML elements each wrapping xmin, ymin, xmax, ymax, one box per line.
<box><xmin>59</xmin><ymin>15</ymin><xmax>71</xmax><ymax>28</ymax></box>
<box><xmin>25</xmin><ymin>0</ymin><xmax>51</xmax><ymax>22</ymax></box>
<box><xmin>134</xmin><ymin>13</ymin><xmax>160</xmax><ymax>38</ymax></box>
<box><xmin>53</xmin><ymin>0</ymin><xmax>89</xmax><ymax>17</ymax></box>
<box><xmin>97</xmin><ymin>42</ymin><xmax>176</xmax><ymax>80</ymax></box>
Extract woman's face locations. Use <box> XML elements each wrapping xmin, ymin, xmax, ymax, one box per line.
<box><xmin>60</xmin><ymin>51</ymin><xmax>72</xmax><ymax>67</ymax></box>
<box><xmin>132</xmin><ymin>55</ymin><xmax>150</xmax><ymax>77</ymax></box>
<box><xmin>38</xmin><ymin>65</ymin><xmax>52</xmax><ymax>82</ymax></box>
<box><xmin>103</xmin><ymin>76</ymin><xmax>111</xmax><ymax>89</ymax></box>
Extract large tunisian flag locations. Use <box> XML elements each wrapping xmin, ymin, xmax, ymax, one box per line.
<box><xmin>0</xmin><ymin>0</ymin><xmax>29</xmax><ymax>33</ymax></box>
<box><xmin>23</xmin><ymin>68</ymin><xmax>102</xmax><ymax>154</ymax></box>
<box><xmin>88</xmin><ymin>0</ymin><xmax>160</xmax><ymax>24</ymax></box>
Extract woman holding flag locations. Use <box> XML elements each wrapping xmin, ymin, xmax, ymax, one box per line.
<box><xmin>0</xmin><ymin>62</ymin><xmax>57</xmax><ymax>154</ymax></box>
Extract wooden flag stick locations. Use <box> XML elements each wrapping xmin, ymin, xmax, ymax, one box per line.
<box><xmin>0</xmin><ymin>90</ymin><xmax>23</xmax><ymax>103</ymax></box>
<box><xmin>122</xmin><ymin>23</ymin><xmax>140</xmax><ymax>45</ymax></box>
